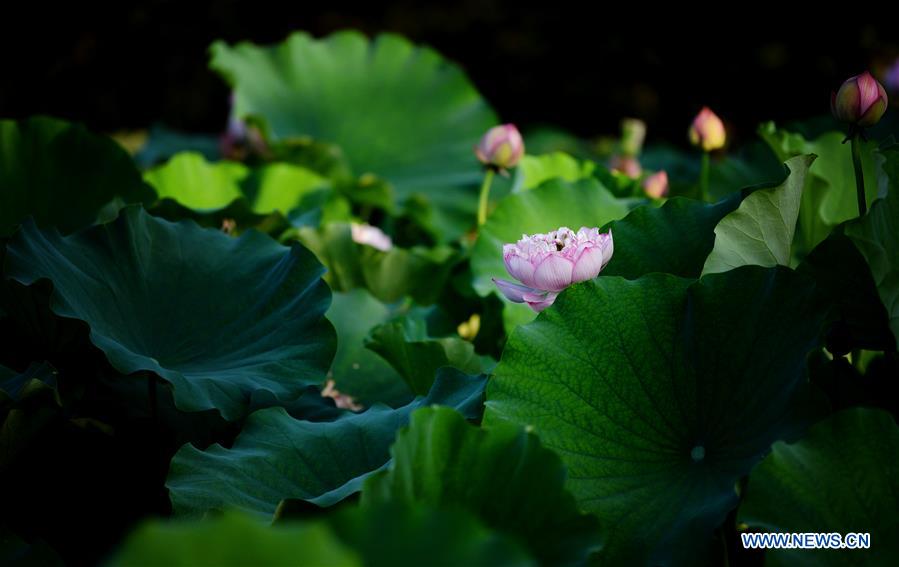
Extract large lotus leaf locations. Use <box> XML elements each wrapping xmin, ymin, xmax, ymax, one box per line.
<box><xmin>210</xmin><ymin>31</ymin><xmax>497</xmax><ymax>240</ymax></box>
<box><xmin>109</xmin><ymin>512</ymin><xmax>361</xmax><ymax>567</ymax></box>
<box><xmin>167</xmin><ymin>368</ymin><xmax>487</xmax><ymax>518</ymax></box>
<box><xmin>364</xmin><ymin>407</ymin><xmax>601</xmax><ymax>564</ymax></box>
<box><xmin>329</xmin><ymin>502</ymin><xmax>534</xmax><ymax>567</ymax></box>
<box><xmin>484</xmin><ymin>266</ymin><xmax>824</xmax><ymax>564</ymax></box>
<box><xmin>0</xmin><ymin>116</ymin><xmax>155</xmax><ymax>236</ymax></box>
<box><xmin>365</xmin><ymin>315</ymin><xmax>481</xmax><ymax>395</ymax></box>
<box><xmin>845</xmin><ymin>144</ymin><xmax>899</xmax><ymax>350</ymax></box>
<box><xmin>599</xmin><ymin>195</ymin><xmax>741</xmax><ymax>280</ymax></box>
<box><xmin>145</xmin><ymin>151</ymin><xmax>331</xmax><ymax>214</ymax></box>
<box><xmin>511</xmin><ymin>152</ymin><xmax>596</xmax><ymax>192</ymax></box>
<box><xmin>702</xmin><ymin>155</ymin><xmax>814</xmax><ymax>274</ymax></box>
<box><xmin>326</xmin><ymin>289</ymin><xmax>412</xmax><ymax>408</ymax></box>
<box><xmin>3</xmin><ymin>207</ymin><xmax>335</xmax><ymax>421</ymax></box>
<box><xmin>738</xmin><ymin>409</ymin><xmax>899</xmax><ymax>566</ymax></box>
<box><xmin>797</xmin><ymin>230</ymin><xmax>895</xmax><ymax>352</ymax></box>
<box><xmin>759</xmin><ymin>122</ymin><xmax>880</xmax><ymax>253</ymax></box>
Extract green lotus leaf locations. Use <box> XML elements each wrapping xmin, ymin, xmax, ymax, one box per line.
<box><xmin>144</xmin><ymin>151</ymin><xmax>331</xmax><ymax>215</ymax></box>
<box><xmin>108</xmin><ymin>512</ymin><xmax>361</xmax><ymax>567</ymax></box>
<box><xmin>845</xmin><ymin>144</ymin><xmax>899</xmax><ymax>350</ymax></box>
<box><xmin>702</xmin><ymin>155</ymin><xmax>815</xmax><ymax>274</ymax></box>
<box><xmin>485</xmin><ymin>266</ymin><xmax>824</xmax><ymax>563</ymax></box>
<box><xmin>512</xmin><ymin>152</ymin><xmax>596</xmax><ymax>192</ymax></box>
<box><xmin>0</xmin><ymin>116</ymin><xmax>155</xmax><ymax>237</ymax></box>
<box><xmin>3</xmin><ymin>206</ymin><xmax>335</xmax><ymax>421</ymax></box>
<box><xmin>330</xmin><ymin>502</ymin><xmax>534</xmax><ymax>567</ymax></box>
<box><xmin>297</xmin><ymin>223</ymin><xmax>457</xmax><ymax>304</ymax></box>
<box><xmin>167</xmin><ymin>368</ymin><xmax>486</xmax><ymax>518</ymax></box>
<box><xmin>210</xmin><ymin>31</ymin><xmax>497</xmax><ymax>240</ymax></box>
<box><xmin>363</xmin><ymin>406</ymin><xmax>601</xmax><ymax>564</ymax></box>
<box><xmin>326</xmin><ymin>289</ymin><xmax>412</xmax><ymax>408</ymax></box>
<box><xmin>365</xmin><ymin>315</ymin><xmax>481</xmax><ymax>395</ymax></box>
<box><xmin>738</xmin><ymin>408</ymin><xmax>899</xmax><ymax>566</ymax></box>
<box><xmin>758</xmin><ymin>122</ymin><xmax>880</xmax><ymax>254</ymax></box>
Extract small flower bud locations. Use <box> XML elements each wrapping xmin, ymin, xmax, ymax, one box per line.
<box><xmin>350</xmin><ymin>223</ymin><xmax>393</xmax><ymax>252</ymax></box>
<box><xmin>642</xmin><ymin>171</ymin><xmax>669</xmax><ymax>199</ymax></box>
<box><xmin>688</xmin><ymin>107</ymin><xmax>726</xmax><ymax>151</ymax></box>
<box><xmin>609</xmin><ymin>155</ymin><xmax>643</xmax><ymax>179</ymax></box>
<box><xmin>831</xmin><ymin>71</ymin><xmax>888</xmax><ymax>127</ymax></box>
<box><xmin>475</xmin><ymin>124</ymin><xmax>525</xmax><ymax>169</ymax></box>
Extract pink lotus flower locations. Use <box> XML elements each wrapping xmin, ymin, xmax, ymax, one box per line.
<box><xmin>493</xmin><ymin>227</ymin><xmax>614</xmax><ymax>312</ymax></box>
<box><xmin>643</xmin><ymin>170</ymin><xmax>669</xmax><ymax>199</ymax></box>
<box><xmin>475</xmin><ymin>124</ymin><xmax>525</xmax><ymax>170</ymax></box>
<box><xmin>351</xmin><ymin>223</ymin><xmax>393</xmax><ymax>252</ymax></box>
<box><xmin>688</xmin><ymin>107</ymin><xmax>726</xmax><ymax>151</ymax></box>
<box><xmin>832</xmin><ymin>71</ymin><xmax>888</xmax><ymax>127</ymax></box>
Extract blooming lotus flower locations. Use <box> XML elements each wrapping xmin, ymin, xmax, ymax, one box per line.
<box><xmin>831</xmin><ymin>71</ymin><xmax>888</xmax><ymax>127</ymax></box>
<box><xmin>322</xmin><ymin>379</ymin><xmax>363</xmax><ymax>411</ymax></box>
<box><xmin>475</xmin><ymin>124</ymin><xmax>525</xmax><ymax>169</ymax></box>
<box><xmin>351</xmin><ymin>223</ymin><xmax>393</xmax><ymax>252</ymax></box>
<box><xmin>643</xmin><ymin>170</ymin><xmax>669</xmax><ymax>199</ymax></box>
<box><xmin>688</xmin><ymin>107</ymin><xmax>726</xmax><ymax>151</ymax></box>
<box><xmin>493</xmin><ymin>227</ymin><xmax>613</xmax><ymax>312</ymax></box>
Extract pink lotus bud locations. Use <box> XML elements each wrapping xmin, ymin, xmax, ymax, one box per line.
<box><xmin>475</xmin><ymin>124</ymin><xmax>525</xmax><ymax>169</ymax></box>
<box><xmin>688</xmin><ymin>107</ymin><xmax>726</xmax><ymax>151</ymax></box>
<box><xmin>831</xmin><ymin>71</ymin><xmax>888</xmax><ymax>127</ymax></box>
<box><xmin>642</xmin><ymin>170</ymin><xmax>669</xmax><ymax>199</ymax></box>
<box><xmin>620</xmin><ymin>118</ymin><xmax>647</xmax><ymax>157</ymax></box>
<box><xmin>493</xmin><ymin>227</ymin><xmax>613</xmax><ymax>312</ymax></box>
<box><xmin>351</xmin><ymin>223</ymin><xmax>393</xmax><ymax>252</ymax></box>
<box><xmin>609</xmin><ymin>155</ymin><xmax>643</xmax><ymax>179</ymax></box>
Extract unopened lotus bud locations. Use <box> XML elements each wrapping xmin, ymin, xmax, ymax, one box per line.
<box><xmin>688</xmin><ymin>107</ymin><xmax>726</xmax><ymax>151</ymax></box>
<box><xmin>832</xmin><ymin>72</ymin><xmax>889</xmax><ymax>127</ymax></box>
<box><xmin>475</xmin><ymin>124</ymin><xmax>525</xmax><ymax>169</ymax></box>
<box><xmin>609</xmin><ymin>155</ymin><xmax>642</xmax><ymax>179</ymax></box>
<box><xmin>642</xmin><ymin>171</ymin><xmax>669</xmax><ymax>199</ymax></box>
<box><xmin>620</xmin><ymin>118</ymin><xmax>647</xmax><ymax>157</ymax></box>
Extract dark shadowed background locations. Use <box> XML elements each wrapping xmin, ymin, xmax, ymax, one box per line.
<box><xmin>3</xmin><ymin>2</ymin><xmax>897</xmax><ymax>146</ymax></box>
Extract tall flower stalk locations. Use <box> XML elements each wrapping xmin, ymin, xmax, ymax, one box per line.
<box><xmin>831</xmin><ymin>71</ymin><xmax>889</xmax><ymax>217</ymax></box>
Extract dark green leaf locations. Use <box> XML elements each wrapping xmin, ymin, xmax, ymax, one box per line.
<box><xmin>330</xmin><ymin>503</ymin><xmax>534</xmax><ymax>567</ymax></box>
<box><xmin>4</xmin><ymin>206</ymin><xmax>335</xmax><ymax>421</ymax></box>
<box><xmin>485</xmin><ymin>267</ymin><xmax>824</xmax><ymax>563</ymax></box>
<box><xmin>738</xmin><ymin>408</ymin><xmax>899</xmax><ymax>566</ymax></box>
<box><xmin>600</xmin><ymin>196</ymin><xmax>741</xmax><ymax>279</ymax></box>
<box><xmin>365</xmin><ymin>315</ymin><xmax>481</xmax><ymax>395</ymax></box>
<box><xmin>167</xmin><ymin>368</ymin><xmax>486</xmax><ymax>518</ymax></box>
<box><xmin>108</xmin><ymin>512</ymin><xmax>360</xmax><ymax>567</ymax></box>
<box><xmin>363</xmin><ymin>407</ymin><xmax>601</xmax><ymax>564</ymax></box>
<box><xmin>845</xmin><ymin>145</ymin><xmax>899</xmax><ymax>350</ymax></box>
<box><xmin>327</xmin><ymin>290</ymin><xmax>412</xmax><ymax>407</ymax></box>
<box><xmin>0</xmin><ymin>116</ymin><xmax>155</xmax><ymax>237</ymax></box>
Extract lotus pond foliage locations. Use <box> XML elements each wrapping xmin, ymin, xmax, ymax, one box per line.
<box><xmin>1</xmin><ymin>29</ymin><xmax>898</xmax><ymax>567</ymax></box>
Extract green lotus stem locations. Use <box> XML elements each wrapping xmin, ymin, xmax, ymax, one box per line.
<box><xmin>699</xmin><ymin>151</ymin><xmax>711</xmax><ymax>202</ymax></box>
<box><xmin>477</xmin><ymin>168</ymin><xmax>496</xmax><ymax>226</ymax></box>
<box><xmin>850</xmin><ymin>133</ymin><xmax>867</xmax><ymax>217</ymax></box>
